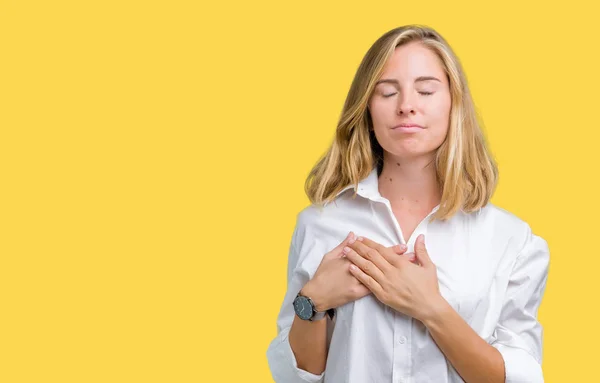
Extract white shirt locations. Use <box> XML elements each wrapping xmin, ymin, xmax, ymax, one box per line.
<box><xmin>266</xmin><ymin>166</ymin><xmax>550</xmax><ymax>383</ymax></box>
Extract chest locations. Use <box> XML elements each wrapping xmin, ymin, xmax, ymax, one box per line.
<box><xmin>391</xmin><ymin>207</ymin><xmax>432</xmax><ymax>243</ymax></box>
<box><xmin>384</xmin><ymin>207</ymin><xmax>503</xmax><ymax>323</ymax></box>
<box><xmin>307</xmin><ymin>201</ymin><xmax>516</xmax><ymax>326</ymax></box>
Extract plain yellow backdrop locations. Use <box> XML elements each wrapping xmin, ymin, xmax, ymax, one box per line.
<box><xmin>1</xmin><ymin>0</ymin><xmax>598</xmax><ymax>382</ymax></box>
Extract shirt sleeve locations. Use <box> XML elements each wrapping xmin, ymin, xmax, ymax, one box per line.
<box><xmin>490</xmin><ymin>227</ymin><xmax>550</xmax><ymax>383</ymax></box>
<box><xmin>266</xmin><ymin>216</ymin><xmax>326</xmax><ymax>383</ymax></box>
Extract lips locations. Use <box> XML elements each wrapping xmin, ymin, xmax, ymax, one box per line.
<box><xmin>392</xmin><ymin>123</ymin><xmax>424</xmax><ymax>129</ymax></box>
<box><xmin>392</xmin><ymin>124</ymin><xmax>425</xmax><ymax>133</ymax></box>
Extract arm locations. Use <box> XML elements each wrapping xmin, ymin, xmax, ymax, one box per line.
<box><xmin>423</xmin><ymin>229</ymin><xmax>550</xmax><ymax>383</ymax></box>
<box><xmin>422</xmin><ymin>298</ymin><xmax>505</xmax><ymax>382</ymax></box>
<box><xmin>288</xmin><ymin>283</ymin><xmax>329</xmax><ymax>374</ymax></box>
<box><xmin>266</xmin><ymin>223</ymin><xmax>328</xmax><ymax>383</ymax></box>
<box><xmin>488</xmin><ymin>230</ymin><xmax>549</xmax><ymax>382</ymax></box>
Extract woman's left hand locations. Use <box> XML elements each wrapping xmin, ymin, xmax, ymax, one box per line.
<box><xmin>343</xmin><ymin>234</ymin><xmax>447</xmax><ymax>323</ymax></box>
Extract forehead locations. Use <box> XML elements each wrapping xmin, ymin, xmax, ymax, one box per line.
<box><xmin>380</xmin><ymin>42</ymin><xmax>446</xmax><ymax>80</ymax></box>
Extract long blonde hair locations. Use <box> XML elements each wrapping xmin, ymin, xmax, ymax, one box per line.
<box><xmin>305</xmin><ymin>24</ymin><xmax>498</xmax><ymax>221</ymax></box>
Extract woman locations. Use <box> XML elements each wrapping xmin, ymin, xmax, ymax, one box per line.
<box><xmin>266</xmin><ymin>25</ymin><xmax>550</xmax><ymax>383</ymax></box>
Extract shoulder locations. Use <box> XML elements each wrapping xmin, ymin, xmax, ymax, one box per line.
<box><xmin>295</xmin><ymin>204</ymin><xmax>325</xmax><ymax>234</ymax></box>
<box><xmin>291</xmin><ymin>194</ymin><xmax>366</xmax><ymax>256</ymax></box>
<box><xmin>471</xmin><ymin>203</ymin><xmax>549</xmax><ymax>261</ymax></box>
<box><xmin>296</xmin><ymin>192</ymin><xmax>364</xmax><ymax>229</ymax></box>
<box><xmin>473</xmin><ymin>203</ymin><xmax>532</xmax><ymax>241</ymax></box>
<box><xmin>293</xmin><ymin>202</ymin><xmax>339</xmax><ymax>244</ymax></box>
<box><xmin>476</xmin><ymin>202</ymin><xmax>528</xmax><ymax>226</ymax></box>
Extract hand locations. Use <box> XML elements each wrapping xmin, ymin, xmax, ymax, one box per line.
<box><xmin>302</xmin><ymin>232</ymin><xmax>416</xmax><ymax>312</ymax></box>
<box><xmin>344</xmin><ymin>234</ymin><xmax>446</xmax><ymax>322</ymax></box>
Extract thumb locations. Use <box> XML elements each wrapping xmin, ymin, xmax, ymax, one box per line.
<box><xmin>414</xmin><ymin>234</ymin><xmax>433</xmax><ymax>267</ymax></box>
<box><xmin>329</xmin><ymin>231</ymin><xmax>355</xmax><ymax>259</ymax></box>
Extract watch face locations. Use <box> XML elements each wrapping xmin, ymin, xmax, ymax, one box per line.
<box><xmin>293</xmin><ymin>296</ymin><xmax>313</xmax><ymax>320</ymax></box>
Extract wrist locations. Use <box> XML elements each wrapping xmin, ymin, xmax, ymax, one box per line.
<box><xmin>300</xmin><ymin>281</ymin><xmax>327</xmax><ymax>312</ymax></box>
<box><xmin>420</xmin><ymin>295</ymin><xmax>452</xmax><ymax>327</ymax></box>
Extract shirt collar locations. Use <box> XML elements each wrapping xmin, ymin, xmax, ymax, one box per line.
<box><xmin>331</xmin><ymin>165</ymin><xmax>443</xmax><ymax>216</ymax></box>
<box><xmin>334</xmin><ymin>166</ymin><xmax>382</xmax><ymax>202</ymax></box>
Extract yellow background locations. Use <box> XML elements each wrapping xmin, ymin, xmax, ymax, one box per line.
<box><xmin>1</xmin><ymin>1</ymin><xmax>597</xmax><ymax>381</ymax></box>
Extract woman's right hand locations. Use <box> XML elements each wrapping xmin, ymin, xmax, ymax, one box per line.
<box><xmin>300</xmin><ymin>232</ymin><xmax>415</xmax><ymax>312</ymax></box>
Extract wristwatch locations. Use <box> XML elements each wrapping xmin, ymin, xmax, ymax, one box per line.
<box><xmin>293</xmin><ymin>292</ymin><xmax>335</xmax><ymax>321</ymax></box>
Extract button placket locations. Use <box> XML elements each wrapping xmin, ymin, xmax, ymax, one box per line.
<box><xmin>377</xmin><ymin>197</ymin><xmax>440</xmax><ymax>247</ymax></box>
<box><xmin>392</xmin><ymin>311</ymin><xmax>412</xmax><ymax>383</ymax></box>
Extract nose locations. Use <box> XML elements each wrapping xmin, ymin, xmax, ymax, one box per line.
<box><xmin>397</xmin><ymin>93</ymin><xmax>416</xmax><ymax>115</ymax></box>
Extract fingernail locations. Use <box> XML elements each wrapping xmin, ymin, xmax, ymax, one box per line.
<box><xmin>400</xmin><ymin>244</ymin><xmax>407</xmax><ymax>250</ymax></box>
<box><xmin>349</xmin><ymin>236</ymin><xmax>356</xmax><ymax>244</ymax></box>
<box><xmin>343</xmin><ymin>246</ymin><xmax>351</xmax><ymax>254</ymax></box>
<box><xmin>357</xmin><ymin>236</ymin><xmax>364</xmax><ymax>241</ymax></box>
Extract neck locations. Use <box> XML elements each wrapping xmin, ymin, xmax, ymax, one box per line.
<box><xmin>378</xmin><ymin>154</ymin><xmax>441</xmax><ymax>211</ymax></box>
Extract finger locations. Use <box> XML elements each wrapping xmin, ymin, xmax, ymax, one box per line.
<box><xmin>402</xmin><ymin>252</ymin><xmax>419</xmax><ymax>265</ymax></box>
<box><xmin>349</xmin><ymin>263</ymin><xmax>384</xmax><ymax>296</ymax></box>
<box><xmin>389</xmin><ymin>244</ymin><xmax>418</xmax><ymax>266</ymax></box>
<box><xmin>414</xmin><ymin>234</ymin><xmax>433</xmax><ymax>268</ymax></box>
<box><xmin>348</xmin><ymin>238</ymin><xmax>391</xmax><ymax>273</ymax></box>
<box><xmin>328</xmin><ymin>232</ymin><xmax>356</xmax><ymax>259</ymax></box>
<box><xmin>389</xmin><ymin>243</ymin><xmax>408</xmax><ymax>255</ymax></box>
<box><xmin>357</xmin><ymin>236</ymin><xmax>402</xmax><ymax>267</ymax></box>
<box><xmin>343</xmin><ymin>245</ymin><xmax>387</xmax><ymax>284</ymax></box>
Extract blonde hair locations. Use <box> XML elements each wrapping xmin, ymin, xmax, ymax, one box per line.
<box><xmin>305</xmin><ymin>24</ymin><xmax>498</xmax><ymax>221</ymax></box>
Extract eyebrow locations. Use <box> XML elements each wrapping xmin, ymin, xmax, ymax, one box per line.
<box><xmin>375</xmin><ymin>76</ymin><xmax>441</xmax><ymax>85</ymax></box>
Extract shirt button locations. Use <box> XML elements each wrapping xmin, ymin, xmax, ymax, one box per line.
<box><xmin>399</xmin><ymin>336</ymin><xmax>407</xmax><ymax>344</ymax></box>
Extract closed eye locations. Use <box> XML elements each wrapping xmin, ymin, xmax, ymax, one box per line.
<box><xmin>383</xmin><ymin>92</ymin><xmax>433</xmax><ymax>97</ymax></box>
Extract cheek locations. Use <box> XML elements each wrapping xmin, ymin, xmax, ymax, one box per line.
<box><xmin>428</xmin><ymin>96</ymin><xmax>451</xmax><ymax>122</ymax></box>
<box><xmin>426</xmin><ymin>98</ymin><xmax>451</xmax><ymax>134</ymax></box>
<box><xmin>368</xmin><ymin>103</ymin><xmax>388</xmax><ymax>126</ymax></box>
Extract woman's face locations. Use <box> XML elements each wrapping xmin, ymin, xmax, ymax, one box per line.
<box><xmin>368</xmin><ymin>42</ymin><xmax>452</xmax><ymax>161</ymax></box>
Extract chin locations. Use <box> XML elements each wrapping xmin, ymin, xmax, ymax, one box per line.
<box><xmin>384</xmin><ymin>144</ymin><xmax>438</xmax><ymax>159</ymax></box>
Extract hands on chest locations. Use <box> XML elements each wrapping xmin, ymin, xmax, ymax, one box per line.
<box><xmin>300</xmin><ymin>232</ymin><xmax>444</xmax><ymax>323</ymax></box>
